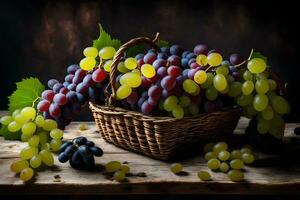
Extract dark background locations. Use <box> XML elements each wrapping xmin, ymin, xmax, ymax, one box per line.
<box><xmin>0</xmin><ymin>0</ymin><xmax>299</xmax><ymax>121</ymax></box>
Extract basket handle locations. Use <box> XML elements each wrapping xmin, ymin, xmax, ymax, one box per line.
<box><xmin>104</xmin><ymin>33</ymin><xmax>160</xmax><ymax>106</ymax></box>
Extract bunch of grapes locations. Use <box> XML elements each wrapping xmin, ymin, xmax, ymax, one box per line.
<box><xmin>1</xmin><ymin>107</ymin><xmax>63</xmax><ymax>181</ymax></box>
<box><xmin>58</xmin><ymin>136</ymin><xmax>103</xmax><ymax>169</ymax></box>
<box><xmin>203</xmin><ymin>142</ymin><xmax>256</xmax><ymax>182</ymax></box>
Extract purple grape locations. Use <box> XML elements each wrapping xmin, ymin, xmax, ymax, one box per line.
<box><xmin>141</xmin><ymin>101</ymin><xmax>154</xmax><ymax>114</ymax></box>
<box><xmin>53</xmin><ymin>83</ymin><xmax>64</xmax><ymax>93</ymax></box>
<box><xmin>186</xmin><ymin>52</ymin><xmax>196</xmax><ymax>59</ymax></box>
<box><xmin>230</xmin><ymin>54</ymin><xmax>243</xmax><ymax>65</ymax></box>
<box><xmin>157</xmin><ymin>52</ymin><xmax>168</xmax><ymax>59</ymax></box>
<box><xmin>170</xmin><ymin>44</ymin><xmax>183</xmax><ymax>56</ymax></box>
<box><xmin>143</xmin><ymin>52</ymin><xmax>157</xmax><ymax>64</ymax></box>
<box><xmin>42</xmin><ymin>90</ymin><xmax>55</xmax><ymax>101</ymax></box>
<box><xmin>126</xmin><ymin>91</ymin><xmax>139</xmax><ymax>105</ymax></box>
<box><xmin>148</xmin><ymin>85</ymin><xmax>162</xmax><ymax>99</ymax></box>
<box><xmin>157</xmin><ymin>67</ymin><xmax>168</xmax><ymax>79</ymax></box>
<box><xmin>67</xmin><ymin>83</ymin><xmax>77</xmax><ymax>91</ymax></box>
<box><xmin>193</xmin><ymin>44</ymin><xmax>208</xmax><ymax>55</ymax></box>
<box><xmin>135</xmin><ymin>53</ymin><xmax>144</xmax><ymax>60</ymax></box>
<box><xmin>48</xmin><ymin>79</ymin><xmax>59</xmax><ymax>89</ymax></box>
<box><xmin>182</xmin><ymin>51</ymin><xmax>190</xmax><ymax>58</ymax></box>
<box><xmin>53</xmin><ymin>93</ymin><xmax>67</xmax><ymax>105</ymax></box>
<box><xmin>83</xmin><ymin>74</ymin><xmax>94</xmax><ymax>86</ymax></box>
<box><xmin>76</xmin><ymin>83</ymin><xmax>88</xmax><ymax>94</ymax></box>
<box><xmin>160</xmin><ymin>47</ymin><xmax>169</xmax><ymax>54</ymax></box>
<box><xmin>65</xmin><ymin>74</ymin><xmax>74</xmax><ymax>83</ymax></box>
<box><xmin>49</xmin><ymin>103</ymin><xmax>61</xmax><ymax>118</ymax></box>
<box><xmin>67</xmin><ymin>64</ymin><xmax>80</xmax><ymax>74</ymax></box>
<box><xmin>161</xmin><ymin>76</ymin><xmax>176</xmax><ymax>91</ymax></box>
<box><xmin>66</xmin><ymin>91</ymin><xmax>78</xmax><ymax>103</ymax></box>
<box><xmin>148</xmin><ymin>97</ymin><xmax>159</xmax><ymax>106</ymax></box>
<box><xmin>152</xmin><ymin>59</ymin><xmax>167</xmax><ymax>69</ymax></box>
<box><xmin>167</xmin><ymin>55</ymin><xmax>181</xmax><ymax>66</ymax></box>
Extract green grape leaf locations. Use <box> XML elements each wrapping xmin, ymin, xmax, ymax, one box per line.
<box><xmin>125</xmin><ymin>45</ymin><xmax>146</xmax><ymax>58</ymax></box>
<box><xmin>156</xmin><ymin>39</ymin><xmax>169</xmax><ymax>48</ymax></box>
<box><xmin>250</xmin><ymin>52</ymin><xmax>268</xmax><ymax>64</ymax></box>
<box><xmin>0</xmin><ymin>125</ymin><xmax>22</xmax><ymax>140</ymax></box>
<box><xmin>93</xmin><ymin>24</ymin><xmax>122</xmax><ymax>50</ymax></box>
<box><xmin>8</xmin><ymin>77</ymin><xmax>45</xmax><ymax>113</ymax></box>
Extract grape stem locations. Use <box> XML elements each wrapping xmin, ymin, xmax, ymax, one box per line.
<box><xmin>31</xmin><ymin>96</ymin><xmax>41</xmax><ymax>108</ymax></box>
<box><xmin>234</xmin><ymin>48</ymin><xmax>254</xmax><ymax>68</ymax></box>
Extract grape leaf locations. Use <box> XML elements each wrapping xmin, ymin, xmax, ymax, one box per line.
<box><xmin>0</xmin><ymin>125</ymin><xmax>22</xmax><ymax>140</ymax></box>
<box><xmin>126</xmin><ymin>45</ymin><xmax>146</xmax><ymax>58</ymax></box>
<box><xmin>250</xmin><ymin>52</ymin><xmax>267</xmax><ymax>64</ymax></box>
<box><xmin>156</xmin><ymin>39</ymin><xmax>169</xmax><ymax>48</ymax></box>
<box><xmin>93</xmin><ymin>24</ymin><xmax>122</xmax><ymax>50</ymax></box>
<box><xmin>8</xmin><ymin>77</ymin><xmax>45</xmax><ymax>113</ymax></box>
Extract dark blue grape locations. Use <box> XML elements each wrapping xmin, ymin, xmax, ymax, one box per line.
<box><xmin>67</xmin><ymin>83</ymin><xmax>77</xmax><ymax>91</ymax></box>
<box><xmin>135</xmin><ymin>53</ymin><xmax>144</xmax><ymax>60</ymax></box>
<box><xmin>78</xmin><ymin>145</ymin><xmax>92</xmax><ymax>157</ymax></box>
<box><xmin>85</xmin><ymin>141</ymin><xmax>95</xmax><ymax>147</ymax></box>
<box><xmin>76</xmin><ymin>82</ymin><xmax>88</xmax><ymax>94</ymax></box>
<box><xmin>70</xmin><ymin>150</ymin><xmax>83</xmax><ymax>169</ymax></box>
<box><xmin>74</xmin><ymin>137</ymin><xmax>87</xmax><ymax>145</ymax></box>
<box><xmin>90</xmin><ymin>146</ymin><xmax>103</xmax><ymax>157</ymax></box>
<box><xmin>160</xmin><ymin>47</ymin><xmax>169</xmax><ymax>54</ymax></box>
<box><xmin>186</xmin><ymin>52</ymin><xmax>196</xmax><ymax>60</ymax></box>
<box><xmin>53</xmin><ymin>83</ymin><xmax>64</xmax><ymax>93</ymax></box>
<box><xmin>63</xmin><ymin>82</ymin><xmax>69</xmax><ymax>88</ymax></box>
<box><xmin>76</xmin><ymin>93</ymin><xmax>86</xmax><ymax>105</ymax></box>
<box><xmin>70</xmin><ymin>102</ymin><xmax>81</xmax><ymax>115</ymax></box>
<box><xmin>157</xmin><ymin>53</ymin><xmax>168</xmax><ymax>59</ymax></box>
<box><xmin>64</xmin><ymin>144</ymin><xmax>77</xmax><ymax>157</ymax></box>
<box><xmin>66</xmin><ymin>91</ymin><xmax>77</xmax><ymax>103</ymax></box>
<box><xmin>67</xmin><ymin>64</ymin><xmax>79</xmax><ymax>74</ymax></box>
<box><xmin>59</xmin><ymin>141</ymin><xmax>73</xmax><ymax>153</ymax></box>
<box><xmin>48</xmin><ymin>79</ymin><xmax>59</xmax><ymax>89</ymax></box>
<box><xmin>170</xmin><ymin>44</ymin><xmax>183</xmax><ymax>56</ymax></box>
<box><xmin>58</xmin><ymin>152</ymin><xmax>69</xmax><ymax>163</ymax></box>
<box><xmin>182</xmin><ymin>51</ymin><xmax>189</xmax><ymax>58</ymax></box>
<box><xmin>82</xmin><ymin>156</ymin><xmax>95</xmax><ymax>168</ymax></box>
<box><xmin>181</xmin><ymin>58</ymin><xmax>189</xmax><ymax>69</ymax></box>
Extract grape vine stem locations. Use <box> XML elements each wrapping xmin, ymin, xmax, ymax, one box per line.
<box><xmin>32</xmin><ymin>97</ymin><xmax>41</xmax><ymax>108</ymax></box>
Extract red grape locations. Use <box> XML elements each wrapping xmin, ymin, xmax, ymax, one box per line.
<box><xmin>37</xmin><ymin>100</ymin><xmax>50</xmax><ymax>112</ymax></box>
<box><xmin>49</xmin><ymin>103</ymin><xmax>61</xmax><ymax>118</ymax></box>
<box><xmin>42</xmin><ymin>90</ymin><xmax>55</xmax><ymax>101</ymax></box>
<box><xmin>161</xmin><ymin>76</ymin><xmax>176</xmax><ymax>91</ymax></box>
<box><xmin>53</xmin><ymin>93</ymin><xmax>67</xmax><ymax>105</ymax></box>
<box><xmin>92</xmin><ymin>69</ymin><xmax>107</xmax><ymax>83</ymax></box>
<box><xmin>167</xmin><ymin>66</ymin><xmax>182</xmax><ymax>77</ymax></box>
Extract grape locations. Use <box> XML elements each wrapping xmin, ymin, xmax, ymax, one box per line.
<box><xmin>188</xmin><ymin>103</ymin><xmax>199</xmax><ymax>115</ymax></box>
<box><xmin>48</xmin><ymin>79</ymin><xmax>59</xmax><ymax>89</ymax></box>
<box><xmin>194</xmin><ymin>70</ymin><xmax>207</xmax><ymax>84</ymax></box>
<box><xmin>240</xmin><ymin>147</ymin><xmax>252</xmax><ymax>154</ymax></box>
<box><xmin>237</xmin><ymin>94</ymin><xmax>252</xmax><ymax>107</ymax></box>
<box><xmin>78</xmin><ymin>145</ymin><xmax>92</xmax><ymax>157</ymax></box>
<box><xmin>124</xmin><ymin>57</ymin><xmax>137</xmax><ymax>70</ymax></box>
<box><xmin>230</xmin><ymin>54</ymin><xmax>243</xmax><ymax>65</ymax></box>
<box><xmin>143</xmin><ymin>52</ymin><xmax>157</xmax><ymax>64</ymax></box>
<box><xmin>213</xmin><ymin>142</ymin><xmax>228</xmax><ymax>153</ymax></box>
<box><xmin>218</xmin><ymin>150</ymin><xmax>230</xmax><ymax>161</ymax></box>
<box><xmin>120</xmin><ymin>72</ymin><xmax>142</xmax><ymax>88</ymax></box>
<box><xmin>50</xmin><ymin>139</ymin><xmax>62</xmax><ymax>152</ymax></box>
<box><xmin>148</xmin><ymin>85</ymin><xmax>162</xmax><ymax>99</ymax></box>
<box><xmin>58</xmin><ymin>152</ymin><xmax>69</xmax><ymax>163</ymax></box>
<box><xmin>161</xmin><ymin>76</ymin><xmax>176</xmax><ymax>91</ymax></box>
<box><xmin>243</xmin><ymin>70</ymin><xmax>253</xmax><ymax>81</ymax></box>
<box><xmin>0</xmin><ymin>116</ymin><xmax>14</xmax><ymax>125</ymax></box>
<box><xmin>241</xmin><ymin>153</ymin><xmax>255</xmax><ymax>164</ymax></box>
<box><xmin>247</xmin><ymin>58</ymin><xmax>266</xmax><ymax>74</ymax></box>
<box><xmin>179</xmin><ymin>96</ymin><xmax>191</xmax><ymax>107</ymax></box>
<box><xmin>38</xmin><ymin>131</ymin><xmax>48</xmax><ymax>144</ymax></box>
<box><xmin>74</xmin><ymin>136</ymin><xmax>87</xmax><ymax>145</ymax></box>
<box><xmin>20</xmin><ymin>146</ymin><xmax>38</xmax><ymax>159</ymax></box>
<box><xmin>49</xmin><ymin>103</ymin><xmax>61</xmax><ymax>118</ymax></box>
<box><xmin>157</xmin><ymin>67</ymin><xmax>168</xmax><ymax>79</ymax></box>
<box><xmin>141</xmin><ymin>64</ymin><xmax>156</xmax><ymax>78</ymax></box>
<box><xmin>39</xmin><ymin>150</ymin><xmax>54</xmax><ymax>166</ymax></box>
<box><xmin>126</xmin><ymin>91</ymin><xmax>139</xmax><ymax>105</ymax></box>
<box><xmin>183</xmin><ymin>79</ymin><xmax>198</xmax><ymax>94</ymax></box>
<box><xmin>207</xmin><ymin>158</ymin><xmax>220</xmax><ymax>170</ymax></box>
<box><xmin>22</xmin><ymin>122</ymin><xmax>36</xmax><ymax>136</ymax></box>
<box><xmin>76</xmin><ymin>93</ymin><xmax>87</xmax><ymax>105</ymax></box>
<box><xmin>113</xmin><ymin>171</ymin><xmax>126</xmax><ymax>182</ymax></box>
<box><xmin>30</xmin><ymin>155</ymin><xmax>42</xmax><ymax>168</ymax></box>
<box><xmin>23</xmin><ymin>134</ymin><xmax>34</xmax><ymax>143</ymax></box>
<box><xmin>230</xmin><ymin>150</ymin><xmax>242</xmax><ymax>159</ymax></box>
<box><xmin>116</xmin><ymin>85</ymin><xmax>132</xmax><ymax>100</ymax></box>
<box><xmin>28</xmin><ymin>135</ymin><xmax>40</xmax><ymax>147</ymax></box>
<box><xmin>255</xmin><ymin>79</ymin><xmax>269</xmax><ymax>94</ymax></box>
<box><xmin>216</xmin><ymin>66</ymin><xmax>229</xmax><ymax>75</ymax></box>
<box><xmin>194</xmin><ymin>44</ymin><xmax>208</xmax><ymax>55</ymax></box>
<box><xmin>43</xmin><ymin>119</ymin><xmax>58</xmax><ymax>131</ymax></box>
<box><xmin>119</xmin><ymin>165</ymin><xmax>130</xmax><ymax>174</ymax></box>
<box><xmin>268</xmin><ymin>114</ymin><xmax>285</xmax><ymax>138</ymax></box>
<box><xmin>168</xmin><ymin>66</ymin><xmax>182</xmax><ymax>77</ymax></box>
<box><xmin>14</xmin><ymin>114</ymin><xmax>28</xmax><ymax>124</ymax></box>
<box><xmin>188</xmin><ymin>68</ymin><xmax>198</xmax><ymax>79</ymax></box>
<box><xmin>253</xmin><ymin>94</ymin><xmax>268</xmax><ymax>111</ymax></box>
<box><xmin>170</xmin><ymin>44</ymin><xmax>183</xmax><ymax>56</ymax></box>
<box><xmin>64</xmin><ymin>145</ymin><xmax>77</xmax><ymax>157</ymax></box>
<box><xmin>198</xmin><ymin>171</ymin><xmax>211</xmax><ymax>181</ymax></box>
<box><xmin>205</xmin><ymin>86</ymin><xmax>218</xmax><ymax>101</ymax></box>
<box><xmin>228</xmin><ymin>81</ymin><xmax>242</xmax><ymax>97</ymax></box>
<box><xmin>7</xmin><ymin>121</ymin><xmax>21</xmax><ymax>132</ymax></box>
<box><xmin>203</xmin><ymin>143</ymin><xmax>215</xmax><ymax>152</ymax></box>
<box><xmin>172</xmin><ymin>105</ymin><xmax>184</xmax><ymax>119</ymax></box>
<box><xmin>219</xmin><ymin>162</ymin><xmax>230</xmax><ymax>173</ymax></box>
<box><xmin>59</xmin><ymin>142</ymin><xmax>73</xmax><ymax>153</ymax></box>
<box><xmin>163</xmin><ymin>96</ymin><xmax>178</xmax><ymax>111</ymax></box>
<box><xmin>167</xmin><ymin>55</ymin><xmax>181</xmax><ymax>66</ymax></box>
<box><xmin>268</xmin><ymin>79</ymin><xmax>277</xmax><ymax>91</ymax></box>
<box><xmin>11</xmin><ymin>159</ymin><xmax>29</xmax><ymax>173</ymax></box>
<box><xmin>103</xmin><ymin>60</ymin><xmax>113</xmax><ymax>72</ymax></box>
<box><xmin>141</xmin><ymin>100</ymin><xmax>154</xmax><ymax>114</ymax></box>
<box><xmin>153</xmin><ymin>59</ymin><xmax>166</xmax><ymax>69</ymax></box>
<box><xmin>99</xmin><ymin>46</ymin><xmax>116</xmax><ymax>60</ymax></box>
<box><xmin>241</xmin><ymin>81</ymin><xmax>254</xmax><ymax>95</ymax></box>
<box><xmin>205</xmin><ymin>152</ymin><xmax>217</xmax><ymax>161</ymax></box>
<box><xmin>53</xmin><ymin>93</ymin><xmax>67</xmax><ymax>105</ymax></box>
<box><xmin>92</xmin><ymin>68</ymin><xmax>107</xmax><ymax>83</ymax></box>
<box><xmin>37</xmin><ymin>100</ymin><xmax>50</xmax><ymax>112</ymax></box>
<box><xmin>213</xmin><ymin>74</ymin><xmax>227</xmax><ymax>91</ymax></box>
<box><xmin>50</xmin><ymin>128</ymin><xmax>63</xmax><ymax>139</ymax></box>
<box><xmin>83</xmin><ymin>47</ymin><xmax>98</xmax><ymax>58</ymax></box>
<box><xmin>230</xmin><ymin>159</ymin><xmax>244</xmax><ymax>169</ymax></box>
<box><xmin>21</xmin><ymin>107</ymin><xmax>36</xmax><ymax>121</ymax></box>
<box><xmin>170</xmin><ymin>163</ymin><xmax>183</xmax><ymax>174</ymax></box>
<box><xmin>20</xmin><ymin>168</ymin><xmax>34</xmax><ymax>181</ymax></box>
<box><xmin>262</xmin><ymin>106</ymin><xmax>274</xmax><ymax>120</ymax></box>
<box><xmin>90</xmin><ymin>146</ymin><xmax>103</xmax><ymax>157</ymax></box>
<box><xmin>80</xmin><ymin>57</ymin><xmax>96</xmax><ymax>70</ymax></box>
<box><xmin>105</xmin><ymin>161</ymin><xmax>121</xmax><ymax>172</ymax></box>
<box><xmin>196</xmin><ymin>54</ymin><xmax>207</xmax><ymax>66</ymax></box>
<box><xmin>227</xmin><ymin>169</ymin><xmax>244</xmax><ymax>182</ymax></box>
<box><xmin>207</xmin><ymin>52</ymin><xmax>223</xmax><ymax>66</ymax></box>
<box><xmin>67</xmin><ymin>64</ymin><xmax>79</xmax><ymax>74</ymax></box>
<box><xmin>270</xmin><ymin>95</ymin><xmax>290</xmax><ymax>114</ymax></box>
<box><xmin>117</xmin><ymin>62</ymin><xmax>130</xmax><ymax>73</ymax></box>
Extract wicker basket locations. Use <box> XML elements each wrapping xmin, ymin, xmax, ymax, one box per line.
<box><xmin>89</xmin><ymin>34</ymin><xmax>243</xmax><ymax>160</ymax></box>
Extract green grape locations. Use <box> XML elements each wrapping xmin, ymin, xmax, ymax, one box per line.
<box><xmin>11</xmin><ymin>159</ymin><xmax>29</xmax><ymax>173</ymax></box>
<box><xmin>41</xmin><ymin>143</ymin><xmax>51</xmax><ymax>151</ymax></box>
<box><xmin>8</xmin><ymin>121</ymin><xmax>21</xmax><ymax>132</ymax></box>
<box><xmin>141</xmin><ymin>64</ymin><xmax>156</xmax><ymax>78</ymax></box>
<box><xmin>197</xmin><ymin>171</ymin><xmax>211</xmax><ymax>181</ymax></box>
<box><xmin>194</xmin><ymin>70</ymin><xmax>207</xmax><ymax>84</ymax></box>
<box><xmin>0</xmin><ymin>116</ymin><xmax>14</xmax><ymax>125</ymax></box>
<box><xmin>113</xmin><ymin>171</ymin><xmax>126</xmax><ymax>182</ymax></box>
<box><xmin>213</xmin><ymin>142</ymin><xmax>228</xmax><ymax>154</ymax></box>
<box><xmin>241</xmin><ymin>81</ymin><xmax>254</xmax><ymax>95</ymax></box>
<box><xmin>262</xmin><ymin>106</ymin><xmax>274</xmax><ymax>120</ymax></box>
<box><xmin>241</xmin><ymin>153</ymin><xmax>255</xmax><ymax>164</ymax></box>
<box><xmin>207</xmin><ymin>158</ymin><xmax>221</xmax><ymax>170</ymax></box>
<box><xmin>245</xmin><ymin>104</ymin><xmax>258</xmax><ymax>118</ymax></box>
<box><xmin>257</xmin><ymin>118</ymin><xmax>270</xmax><ymax>134</ymax></box>
<box><xmin>230</xmin><ymin>159</ymin><xmax>244</xmax><ymax>170</ymax></box>
<box><xmin>213</xmin><ymin>74</ymin><xmax>227</xmax><ymax>91</ymax></box>
<box><xmin>179</xmin><ymin>96</ymin><xmax>191</xmax><ymax>108</ymax></box>
<box><xmin>22</xmin><ymin>122</ymin><xmax>36</xmax><ymax>136</ymax></box>
<box><xmin>201</xmin><ymin>73</ymin><xmax>214</xmax><ymax>89</ymax></box>
<box><xmin>240</xmin><ymin>147</ymin><xmax>252</xmax><ymax>154</ymax></box>
<box><xmin>79</xmin><ymin>57</ymin><xmax>96</xmax><ymax>71</ymax></box>
<box><xmin>120</xmin><ymin>72</ymin><xmax>142</xmax><ymax>88</ymax></box>
<box><xmin>230</xmin><ymin>150</ymin><xmax>242</xmax><ymax>160</ymax></box>
<box><xmin>226</xmin><ymin>75</ymin><xmax>235</xmax><ymax>83</ymax></box>
<box><xmin>21</xmin><ymin>134</ymin><xmax>31</xmax><ymax>142</ymax></box>
<box><xmin>190</xmin><ymin>84</ymin><xmax>200</xmax><ymax>96</ymax></box>
<box><xmin>243</xmin><ymin>70</ymin><xmax>253</xmax><ymax>81</ymax></box>
<box><xmin>268</xmin><ymin>79</ymin><xmax>277</xmax><ymax>91</ymax></box>
<box><xmin>28</xmin><ymin>135</ymin><xmax>40</xmax><ymax>147</ymax></box>
<box><xmin>253</xmin><ymin>94</ymin><xmax>269</xmax><ymax>111</ymax></box>
<box><xmin>79</xmin><ymin>123</ymin><xmax>88</xmax><ymax>131</ymax></box>
<box><xmin>103</xmin><ymin>60</ymin><xmax>113</xmax><ymax>72</ymax></box>
<box><xmin>255</xmin><ymin>79</ymin><xmax>269</xmax><ymax>94</ymax></box>
<box><xmin>20</xmin><ymin>168</ymin><xmax>34</xmax><ymax>181</ymax></box>
<box><xmin>170</xmin><ymin>163</ymin><xmax>183</xmax><ymax>174</ymax></box>
<box><xmin>14</xmin><ymin>114</ymin><xmax>28</xmax><ymax>124</ymax></box>
<box><xmin>12</xmin><ymin>109</ymin><xmax>21</xmax><ymax>117</ymax></box>
<box><xmin>119</xmin><ymin>165</ymin><xmax>130</xmax><ymax>174</ymax></box>
<box><xmin>124</xmin><ymin>57</ymin><xmax>138</xmax><ymax>70</ymax></box>
<box><xmin>50</xmin><ymin>128</ymin><xmax>63</xmax><ymax>139</ymax></box>
<box><xmin>38</xmin><ymin>131</ymin><xmax>48</xmax><ymax>144</ymax></box>
<box><xmin>172</xmin><ymin>105</ymin><xmax>184</xmax><ymax>119</ymax></box>
<box><xmin>105</xmin><ymin>161</ymin><xmax>121</xmax><ymax>172</ymax></box>
<box><xmin>242</xmin><ymin>145</ymin><xmax>253</xmax><ymax>151</ymax></box>
<box><xmin>163</xmin><ymin>96</ymin><xmax>178</xmax><ymax>111</ymax></box>
<box><xmin>188</xmin><ymin>103</ymin><xmax>199</xmax><ymax>115</ymax></box>
<box><xmin>219</xmin><ymin>84</ymin><xmax>229</xmax><ymax>94</ymax></box>
<box><xmin>196</xmin><ymin>54</ymin><xmax>207</xmax><ymax>66</ymax></box>
<box><xmin>203</xmin><ymin>142</ymin><xmax>215</xmax><ymax>153</ymax></box>
<box><xmin>207</xmin><ymin>52</ymin><xmax>223</xmax><ymax>66</ymax></box>
<box><xmin>43</xmin><ymin>119</ymin><xmax>58</xmax><ymax>131</ymax></box>
<box><xmin>183</xmin><ymin>79</ymin><xmax>198</xmax><ymax>94</ymax></box>
<box><xmin>270</xmin><ymin>95</ymin><xmax>290</xmax><ymax>114</ymax></box>
<box><xmin>205</xmin><ymin>152</ymin><xmax>217</xmax><ymax>161</ymax></box>
<box><xmin>219</xmin><ymin>162</ymin><xmax>230</xmax><ymax>173</ymax></box>
<box><xmin>99</xmin><ymin>46</ymin><xmax>116</xmax><ymax>60</ymax></box>
<box><xmin>50</xmin><ymin>139</ymin><xmax>62</xmax><ymax>152</ymax></box>
<box><xmin>116</xmin><ymin>85</ymin><xmax>132</xmax><ymax>100</ymax></box>
<box><xmin>218</xmin><ymin>150</ymin><xmax>230</xmax><ymax>161</ymax></box>
<box><xmin>35</xmin><ymin>115</ymin><xmax>45</xmax><ymax>127</ymax></box>
<box><xmin>117</xmin><ymin>62</ymin><xmax>130</xmax><ymax>73</ymax></box>
<box><xmin>206</xmin><ymin>85</ymin><xmax>218</xmax><ymax>101</ymax></box>
<box><xmin>39</xmin><ymin>150</ymin><xmax>54</xmax><ymax>166</ymax></box>
<box><xmin>227</xmin><ymin>169</ymin><xmax>244</xmax><ymax>182</ymax></box>
<box><xmin>20</xmin><ymin>146</ymin><xmax>38</xmax><ymax>159</ymax></box>
<box><xmin>216</xmin><ymin>66</ymin><xmax>229</xmax><ymax>75</ymax></box>
<box><xmin>83</xmin><ymin>47</ymin><xmax>98</xmax><ymax>58</ymax></box>
<box><xmin>269</xmin><ymin>114</ymin><xmax>285</xmax><ymax>139</ymax></box>
<box><xmin>247</xmin><ymin>58</ymin><xmax>267</xmax><ymax>74</ymax></box>
<box><xmin>21</xmin><ymin>107</ymin><xmax>36</xmax><ymax>121</ymax></box>
<box><xmin>236</xmin><ymin>94</ymin><xmax>252</xmax><ymax>107</ymax></box>
<box><xmin>131</xmin><ymin>69</ymin><xmax>141</xmax><ymax>75</ymax></box>
<box><xmin>256</xmin><ymin>73</ymin><xmax>267</xmax><ymax>80</ymax></box>
<box><xmin>30</xmin><ymin>155</ymin><xmax>42</xmax><ymax>168</ymax></box>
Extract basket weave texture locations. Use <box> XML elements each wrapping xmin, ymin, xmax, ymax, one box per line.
<box><xmin>89</xmin><ymin>34</ymin><xmax>242</xmax><ymax>160</ymax></box>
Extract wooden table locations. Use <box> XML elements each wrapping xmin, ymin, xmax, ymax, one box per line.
<box><xmin>0</xmin><ymin>116</ymin><xmax>299</xmax><ymax>195</ymax></box>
